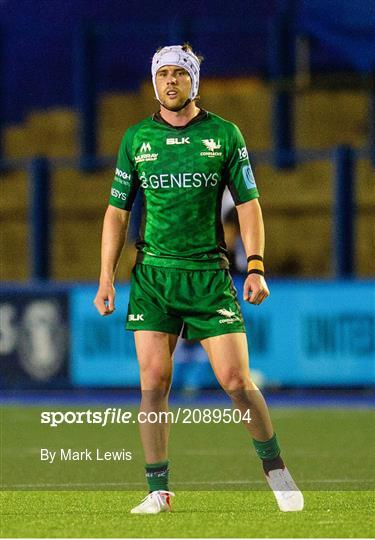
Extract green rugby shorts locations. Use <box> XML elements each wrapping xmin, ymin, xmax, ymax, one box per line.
<box><xmin>125</xmin><ymin>263</ymin><xmax>246</xmax><ymax>340</ymax></box>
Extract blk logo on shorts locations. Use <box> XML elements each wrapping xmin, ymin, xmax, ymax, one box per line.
<box><xmin>128</xmin><ymin>314</ymin><xmax>144</xmax><ymax>322</ymax></box>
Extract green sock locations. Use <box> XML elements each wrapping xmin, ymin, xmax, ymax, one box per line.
<box><xmin>145</xmin><ymin>460</ymin><xmax>169</xmax><ymax>492</ymax></box>
<box><xmin>252</xmin><ymin>433</ymin><xmax>281</xmax><ymax>461</ymax></box>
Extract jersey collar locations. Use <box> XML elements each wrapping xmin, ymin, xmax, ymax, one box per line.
<box><xmin>152</xmin><ymin>108</ymin><xmax>208</xmax><ymax>130</ymax></box>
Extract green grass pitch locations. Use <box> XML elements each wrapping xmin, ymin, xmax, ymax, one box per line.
<box><xmin>1</xmin><ymin>406</ymin><xmax>374</xmax><ymax>537</ymax></box>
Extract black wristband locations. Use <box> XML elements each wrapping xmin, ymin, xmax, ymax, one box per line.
<box><xmin>247</xmin><ymin>268</ymin><xmax>265</xmax><ymax>276</ymax></box>
<box><xmin>247</xmin><ymin>255</ymin><xmax>264</xmax><ymax>262</ymax></box>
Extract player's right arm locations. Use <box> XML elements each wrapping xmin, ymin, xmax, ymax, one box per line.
<box><xmin>94</xmin><ymin>206</ymin><xmax>130</xmax><ymax>316</ymax></box>
<box><xmin>94</xmin><ymin>127</ymin><xmax>139</xmax><ymax>316</ymax></box>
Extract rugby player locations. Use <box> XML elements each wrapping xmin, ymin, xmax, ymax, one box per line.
<box><xmin>94</xmin><ymin>44</ymin><xmax>304</xmax><ymax>514</ymax></box>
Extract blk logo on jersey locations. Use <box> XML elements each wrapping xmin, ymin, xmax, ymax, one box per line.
<box><xmin>128</xmin><ymin>313</ymin><xmax>144</xmax><ymax>322</ymax></box>
<box><xmin>166</xmin><ymin>137</ymin><xmax>190</xmax><ymax>145</ymax></box>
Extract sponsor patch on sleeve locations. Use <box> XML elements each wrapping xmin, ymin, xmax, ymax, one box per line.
<box><xmin>115</xmin><ymin>168</ymin><xmax>132</xmax><ymax>184</ymax></box>
<box><xmin>242</xmin><ymin>165</ymin><xmax>256</xmax><ymax>189</ymax></box>
<box><xmin>111</xmin><ymin>187</ymin><xmax>127</xmax><ymax>201</ymax></box>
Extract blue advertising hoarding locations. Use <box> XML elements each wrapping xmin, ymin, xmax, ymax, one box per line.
<box><xmin>241</xmin><ymin>281</ymin><xmax>375</xmax><ymax>386</ymax></box>
<box><xmin>0</xmin><ymin>287</ymin><xmax>70</xmax><ymax>388</ymax></box>
<box><xmin>70</xmin><ymin>280</ymin><xmax>375</xmax><ymax>388</ymax></box>
<box><xmin>70</xmin><ymin>286</ymin><xmax>139</xmax><ymax>387</ymax></box>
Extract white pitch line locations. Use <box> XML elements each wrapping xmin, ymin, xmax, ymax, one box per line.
<box><xmin>1</xmin><ymin>479</ymin><xmax>374</xmax><ymax>489</ymax></box>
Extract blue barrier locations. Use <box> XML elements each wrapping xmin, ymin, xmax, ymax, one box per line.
<box><xmin>70</xmin><ymin>286</ymin><xmax>140</xmax><ymax>387</ymax></box>
<box><xmin>0</xmin><ymin>287</ymin><xmax>70</xmax><ymax>389</ymax></box>
<box><xmin>69</xmin><ymin>280</ymin><xmax>375</xmax><ymax>388</ymax></box>
<box><xmin>1</xmin><ymin>280</ymin><xmax>374</xmax><ymax>389</ymax></box>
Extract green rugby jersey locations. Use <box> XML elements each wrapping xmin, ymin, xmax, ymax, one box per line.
<box><xmin>109</xmin><ymin>109</ymin><xmax>259</xmax><ymax>270</ymax></box>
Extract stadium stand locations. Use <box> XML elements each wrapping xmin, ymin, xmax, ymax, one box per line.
<box><xmin>1</xmin><ymin>81</ymin><xmax>373</xmax><ymax>280</ymax></box>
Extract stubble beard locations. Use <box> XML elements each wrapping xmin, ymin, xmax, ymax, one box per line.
<box><xmin>160</xmin><ymin>94</ymin><xmax>189</xmax><ymax>112</ymax></box>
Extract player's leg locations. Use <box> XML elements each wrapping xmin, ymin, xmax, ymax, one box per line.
<box><xmin>131</xmin><ymin>330</ymin><xmax>178</xmax><ymax>514</ymax></box>
<box><xmin>200</xmin><ymin>332</ymin><xmax>304</xmax><ymax>512</ymax></box>
<box><xmin>126</xmin><ymin>265</ymin><xmax>186</xmax><ymax>512</ymax></box>
<box><xmin>135</xmin><ymin>330</ymin><xmax>178</xmax><ymax>463</ymax></box>
<box><xmin>200</xmin><ymin>332</ymin><xmax>273</xmax><ymax>441</ymax></box>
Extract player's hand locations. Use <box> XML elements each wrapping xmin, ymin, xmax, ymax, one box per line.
<box><xmin>93</xmin><ymin>283</ymin><xmax>116</xmax><ymax>316</ymax></box>
<box><xmin>243</xmin><ymin>274</ymin><xmax>270</xmax><ymax>305</ymax></box>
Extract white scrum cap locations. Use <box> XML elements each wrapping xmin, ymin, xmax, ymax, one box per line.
<box><xmin>151</xmin><ymin>45</ymin><xmax>200</xmax><ymax>101</ymax></box>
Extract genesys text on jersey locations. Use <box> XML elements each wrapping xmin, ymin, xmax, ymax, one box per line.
<box><xmin>41</xmin><ymin>407</ymin><xmax>251</xmax><ymax>427</ymax></box>
<box><xmin>140</xmin><ymin>171</ymin><xmax>220</xmax><ymax>189</ymax></box>
<box><xmin>111</xmin><ymin>187</ymin><xmax>127</xmax><ymax>200</ymax></box>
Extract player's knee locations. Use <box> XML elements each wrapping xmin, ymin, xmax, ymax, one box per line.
<box><xmin>218</xmin><ymin>369</ymin><xmax>251</xmax><ymax>392</ymax></box>
<box><xmin>140</xmin><ymin>366</ymin><xmax>172</xmax><ymax>393</ymax></box>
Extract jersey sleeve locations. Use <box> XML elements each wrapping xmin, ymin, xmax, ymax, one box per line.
<box><xmin>108</xmin><ymin>128</ymin><xmax>140</xmax><ymax>211</ymax></box>
<box><xmin>225</xmin><ymin>124</ymin><xmax>259</xmax><ymax>205</ymax></box>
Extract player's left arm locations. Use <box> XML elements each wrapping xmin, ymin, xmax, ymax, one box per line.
<box><xmin>236</xmin><ymin>198</ymin><xmax>270</xmax><ymax>305</ymax></box>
